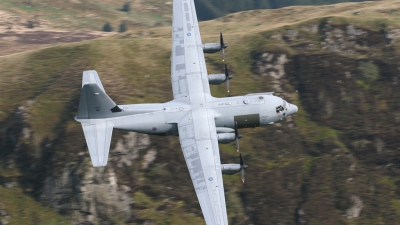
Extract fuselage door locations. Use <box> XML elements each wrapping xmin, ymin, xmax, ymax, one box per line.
<box><xmin>234</xmin><ymin>114</ymin><xmax>260</xmax><ymax>128</ymax></box>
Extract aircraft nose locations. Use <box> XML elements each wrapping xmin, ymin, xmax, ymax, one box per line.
<box><xmin>292</xmin><ymin>104</ymin><xmax>298</xmax><ymax>113</ymax></box>
<box><xmin>288</xmin><ymin>103</ymin><xmax>298</xmax><ymax>115</ymax></box>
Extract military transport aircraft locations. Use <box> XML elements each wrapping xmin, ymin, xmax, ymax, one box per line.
<box><xmin>75</xmin><ymin>0</ymin><xmax>298</xmax><ymax>224</ymax></box>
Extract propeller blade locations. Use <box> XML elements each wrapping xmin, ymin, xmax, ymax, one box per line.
<box><xmin>227</xmin><ymin>76</ymin><xmax>230</xmax><ymax>93</ymax></box>
<box><xmin>220</xmin><ymin>32</ymin><xmax>225</xmax><ymax>61</ymax></box>
<box><xmin>225</xmin><ymin>64</ymin><xmax>230</xmax><ymax>92</ymax></box>
<box><xmin>235</xmin><ymin>122</ymin><xmax>239</xmax><ymax>152</ymax></box>
<box><xmin>240</xmin><ymin>154</ymin><xmax>245</xmax><ymax>183</ymax></box>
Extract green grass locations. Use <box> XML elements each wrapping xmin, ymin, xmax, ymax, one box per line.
<box><xmin>303</xmin><ymin>156</ymin><xmax>320</xmax><ymax>174</ymax></box>
<box><xmin>133</xmin><ymin>191</ymin><xmax>204</xmax><ymax>224</ymax></box>
<box><xmin>292</xmin><ymin>93</ymin><xmax>349</xmax><ymax>152</ymax></box>
<box><xmin>392</xmin><ymin>199</ymin><xmax>400</xmax><ymax>215</ymax></box>
<box><xmin>0</xmin><ymin>187</ymin><xmax>72</xmax><ymax>225</ymax></box>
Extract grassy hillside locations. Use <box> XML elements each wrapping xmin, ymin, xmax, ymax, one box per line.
<box><xmin>0</xmin><ymin>0</ymin><xmax>374</xmax><ymax>32</ymax></box>
<box><xmin>1</xmin><ymin>0</ymin><xmax>400</xmax><ymax>224</ymax></box>
<box><xmin>0</xmin><ymin>187</ymin><xmax>72</xmax><ymax>225</ymax></box>
<box><xmin>0</xmin><ymin>0</ymin><xmax>173</xmax><ymax>31</ymax></box>
<box><xmin>194</xmin><ymin>0</ymin><xmax>371</xmax><ymax>21</ymax></box>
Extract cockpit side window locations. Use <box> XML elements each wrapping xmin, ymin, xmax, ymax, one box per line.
<box><xmin>276</xmin><ymin>100</ymin><xmax>288</xmax><ymax>114</ymax></box>
<box><xmin>276</xmin><ymin>105</ymin><xmax>284</xmax><ymax>113</ymax></box>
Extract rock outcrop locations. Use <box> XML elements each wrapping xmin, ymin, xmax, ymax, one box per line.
<box><xmin>39</xmin><ymin>132</ymin><xmax>151</xmax><ymax>224</ymax></box>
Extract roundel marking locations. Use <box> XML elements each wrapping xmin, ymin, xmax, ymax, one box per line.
<box><xmin>152</xmin><ymin>127</ymin><xmax>157</xmax><ymax>131</ymax></box>
<box><xmin>208</xmin><ymin>177</ymin><xmax>213</xmax><ymax>181</ymax></box>
<box><xmin>187</xmin><ymin>33</ymin><xmax>191</xmax><ymax>36</ymax></box>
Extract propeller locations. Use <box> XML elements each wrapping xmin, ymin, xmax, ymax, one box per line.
<box><xmin>235</xmin><ymin>122</ymin><xmax>239</xmax><ymax>152</ymax></box>
<box><xmin>220</xmin><ymin>32</ymin><xmax>228</xmax><ymax>61</ymax></box>
<box><xmin>239</xmin><ymin>153</ymin><xmax>247</xmax><ymax>183</ymax></box>
<box><xmin>224</xmin><ymin>64</ymin><xmax>233</xmax><ymax>92</ymax></box>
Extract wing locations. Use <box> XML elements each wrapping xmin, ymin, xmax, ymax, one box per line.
<box><xmin>172</xmin><ymin>1</ymin><xmax>228</xmax><ymax>224</ymax></box>
<box><xmin>178</xmin><ymin>108</ymin><xmax>228</xmax><ymax>225</ymax></box>
<box><xmin>171</xmin><ymin>0</ymin><xmax>211</xmax><ymax>101</ymax></box>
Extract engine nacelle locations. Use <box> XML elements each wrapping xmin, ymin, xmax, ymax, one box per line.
<box><xmin>208</xmin><ymin>74</ymin><xmax>226</xmax><ymax>85</ymax></box>
<box><xmin>216</xmin><ymin>127</ymin><xmax>234</xmax><ymax>133</ymax></box>
<box><xmin>202</xmin><ymin>43</ymin><xmax>221</xmax><ymax>53</ymax></box>
<box><xmin>217</xmin><ymin>133</ymin><xmax>236</xmax><ymax>144</ymax></box>
<box><xmin>222</xmin><ymin>164</ymin><xmax>242</xmax><ymax>175</ymax></box>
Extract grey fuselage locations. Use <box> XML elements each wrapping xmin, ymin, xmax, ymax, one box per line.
<box><xmin>97</xmin><ymin>93</ymin><xmax>298</xmax><ymax>136</ymax></box>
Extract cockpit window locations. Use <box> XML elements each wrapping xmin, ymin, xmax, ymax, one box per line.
<box><xmin>276</xmin><ymin>105</ymin><xmax>284</xmax><ymax>113</ymax></box>
<box><xmin>276</xmin><ymin>100</ymin><xmax>288</xmax><ymax>114</ymax></box>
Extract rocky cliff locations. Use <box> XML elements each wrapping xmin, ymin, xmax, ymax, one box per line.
<box><xmin>1</xmin><ymin>1</ymin><xmax>400</xmax><ymax>225</ymax></box>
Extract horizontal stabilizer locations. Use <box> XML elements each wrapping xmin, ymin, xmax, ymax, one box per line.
<box><xmin>82</xmin><ymin>122</ymin><xmax>113</xmax><ymax>167</ymax></box>
<box><xmin>82</xmin><ymin>70</ymin><xmax>106</xmax><ymax>93</ymax></box>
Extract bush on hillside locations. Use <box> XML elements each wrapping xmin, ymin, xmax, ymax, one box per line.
<box><xmin>119</xmin><ymin>21</ymin><xmax>127</xmax><ymax>33</ymax></box>
<box><xmin>102</xmin><ymin>23</ymin><xmax>113</xmax><ymax>32</ymax></box>
<box><xmin>358</xmin><ymin>61</ymin><xmax>380</xmax><ymax>83</ymax></box>
<box><xmin>26</xmin><ymin>20</ymin><xmax>35</xmax><ymax>29</ymax></box>
<box><xmin>122</xmin><ymin>2</ymin><xmax>131</xmax><ymax>12</ymax></box>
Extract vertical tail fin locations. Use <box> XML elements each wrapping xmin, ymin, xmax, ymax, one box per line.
<box><xmin>82</xmin><ymin>70</ymin><xmax>106</xmax><ymax>92</ymax></box>
<box><xmin>77</xmin><ymin>71</ymin><xmax>122</xmax><ymax>120</ymax></box>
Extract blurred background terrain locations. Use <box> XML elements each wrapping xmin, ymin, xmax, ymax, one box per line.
<box><xmin>194</xmin><ymin>0</ymin><xmax>371</xmax><ymax>20</ymax></box>
<box><xmin>1</xmin><ymin>0</ymin><xmax>400</xmax><ymax>225</ymax></box>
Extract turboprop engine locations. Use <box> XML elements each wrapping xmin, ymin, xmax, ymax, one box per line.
<box><xmin>222</xmin><ymin>164</ymin><xmax>243</xmax><ymax>175</ymax></box>
<box><xmin>217</xmin><ymin>133</ymin><xmax>236</xmax><ymax>144</ymax></box>
<box><xmin>222</xmin><ymin>154</ymin><xmax>247</xmax><ymax>183</ymax></box>
<box><xmin>203</xmin><ymin>43</ymin><xmax>223</xmax><ymax>53</ymax></box>
<box><xmin>208</xmin><ymin>74</ymin><xmax>226</xmax><ymax>85</ymax></box>
<box><xmin>216</xmin><ymin>122</ymin><xmax>241</xmax><ymax>152</ymax></box>
<box><xmin>208</xmin><ymin>64</ymin><xmax>233</xmax><ymax>92</ymax></box>
<box><xmin>216</xmin><ymin>127</ymin><xmax>241</xmax><ymax>144</ymax></box>
<box><xmin>202</xmin><ymin>32</ymin><xmax>228</xmax><ymax>61</ymax></box>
